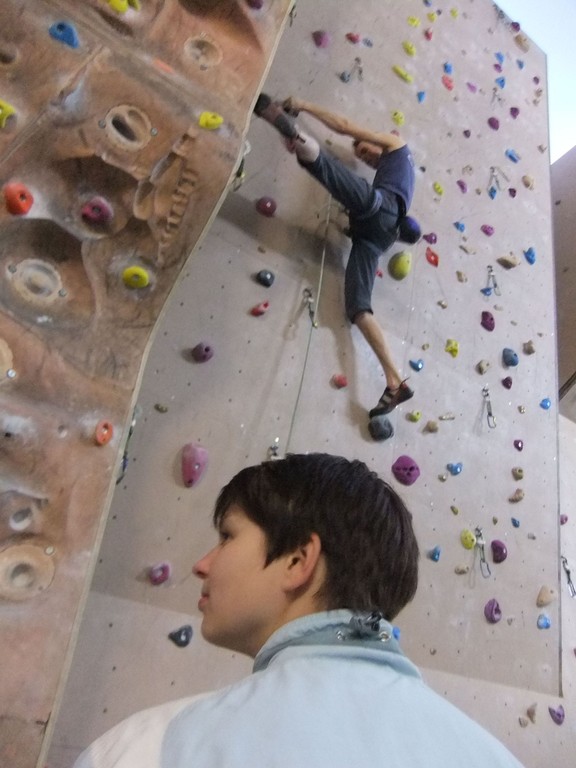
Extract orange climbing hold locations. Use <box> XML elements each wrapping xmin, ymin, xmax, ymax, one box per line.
<box><xmin>95</xmin><ymin>420</ymin><xmax>114</xmax><ymax>446</ymax></box>
<box><xmin>3</xmin><ymin>182</ymin><xmax>34</xmax><ymax>215</ymax></box>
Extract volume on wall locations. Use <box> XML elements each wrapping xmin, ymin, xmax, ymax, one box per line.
<box><xmin>0</xmin><ymin>1</ymin><xmax>294</xmax><ymax>767</ymax></box>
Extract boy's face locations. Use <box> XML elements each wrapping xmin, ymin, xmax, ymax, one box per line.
<box><xmin>193</xmin><ymin>505</ymin><xmax>288</xmax><ymax>657</ymax></box>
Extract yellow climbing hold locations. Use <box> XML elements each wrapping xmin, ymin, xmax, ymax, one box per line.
<box><xmin>427</xmin><ymin>12</ymin><xmax>438</xmax><ymax>22</ymax></box>
<box><xmin>393</xmin><ymin>65</ymin><xmax>414</xmax><ymax>83</ymax></box>
<box><xmin>450</xmin><ymin>8</ymin><xmax>459</xmax><ymax>18</ymax></box>
<box><xmin>199</xmin><ymin>111</ymin><xmax>224</xmax><ymax>130</ymax></box>
<box><xmin>0</xmin><ymin>99</ymin><xmax>16</xmax><ymax>129</ymax></box>
<box><xmin>407</xmin><ymin>410</ymin><xmax>422</xmax><ymax>422</ymax></box>
<box><xmin>122</xmin><ymin>266</ymin><xmax>150</xmax><ymax>289</ymax></box>
<box><xmin>106</xmin><ymin>0</ymin><xmax>129</xmax><ymax>12</ymax></box>
<box><xmin>433</xmin><ymin>181</ymin><xmax>444</xmax><ymax>196</ymax></box>
<box><xmin>445</xmin><ymin>339</ymin><xmax>459</xmax><ymax>357</ymax></box>
<box><xmin>402</xmin><ymin>41</ymin><xmax>416</xmax><ymax>56</ymax></box>
<box><xmin>392</xmin><ymin>111</ymin><xmax>405</xmax><ymax>126</ymax></box>
<box><xmin>407</xmin><ymin>16</ymin><xmax>421</xmax><ymax>27</ymax></box>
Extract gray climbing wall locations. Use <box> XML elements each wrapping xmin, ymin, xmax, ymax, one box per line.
<box><xmin>48</xmin><ymin>2</ymin><xmax>573</xmax><ymax>766</ymax></box>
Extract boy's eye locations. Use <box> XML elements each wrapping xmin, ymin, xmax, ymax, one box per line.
<box><xmin>218</xmin><ymin>531</ymin><xmax>231</xmax><ymax>544</ymax></box>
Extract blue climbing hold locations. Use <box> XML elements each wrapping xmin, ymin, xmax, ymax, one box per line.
<box><xmin>480</xmin><ymin>287</ymin><xmax>492</xmax><ymax>297</ymax></box>
<box><xmin>537</xmin><ymin>614</ymin><xmax>551</xmax><ymax>630</ymax></box>
<box><xmin>524</xmin><ymin>247</ymin><xmax>536</xmax><ymax>265</ymax></box>
<box><xmin>447</xmin><ymin>462</ymin><xmax>463</xmax><ymax>476</ymax></box>
<box><xmin>444</xmin><ymin>62</ymin><xmax>453</xmax><ymax>74</ymax></box>
<box><xmin>453</xmin><ymin>221</ymin><xmax>465</xmax><ymax>232</ymax></box>
<box><xmin>168</xmin><ymin>624</ymin><xmax>193</xmax><ymax>647</ymax></box>
<box><xmin>511</xmin><ymin>517</ymin><xmax>520</xmax><ymax>528</ymax></box>
<box><xmin>495</xmin><ymin>76</ymin><xmax>506</xmax><ymax>89</ymax></box>
<box><xmin>540</xmin><ymin>398</ymin><xmax>551</xmax><ymax>410</ymax></box>
<box><xmin>505</xmin><ymin>149</ymin><xmax>520</xmax><ymax>163</ymax></box>
<box><xmin>410</xmin><ymin>359</ymin><xmax>424</xmax><ymax>371</ymax></box>
<box><xmin>428</xmin><ymin>546</ymin><xmax>441</xmax><ymax>562</ymax></box>
<box><xmin>495</xmin><ymin>52</ymin><xmax>505</xmax><ymax>64</ymax></box>
<box><xmin>516</xmin><ymin>59</ymin><xmax>525</xmax><ymax>69</ymax></box>
<box><xmin>488</xmin><ymin>186</ymin><xmax>497</xmax><ymax>200</ymax></box>
<box><xmin>417</xmin><ymin>91</ymin><xmax>426</xmax><ymax>103</ymax></box>
<box><xmin>49</xmin><ymin>21</ymin><xmax>80</xmax><ymax>48</ymax></box>
<box><xmin>502</xmin><ymin>348</ymin><xmax>519</xmax><ymax>367</ymax></box>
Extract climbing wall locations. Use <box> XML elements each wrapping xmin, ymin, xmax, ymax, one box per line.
<box><xmin>0</xmin><ymin>1</ymin><xmax>294</xmax><ymax>767</ymax></box>
<box><xmin>47</xmin><ymin>1</ymin><xmax>573</xmax><ymax>766</ymax></box>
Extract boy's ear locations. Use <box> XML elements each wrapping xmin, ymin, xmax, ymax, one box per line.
<box><xmin>282</xmin><ymin>533</ymin><xmax>324</xmax><ymax>592</ymax></box>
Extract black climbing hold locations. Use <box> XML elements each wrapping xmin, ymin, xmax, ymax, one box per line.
<box><xmin>256</xmin><ymin>269</ymin><xmax>275</xmax><ymax>287</ymax></box>
<box><xmin>368</xmin><ymin>416</ymin><xmax>394</xmax><ymax>441</ymax></box>
<box><xmin>169</xmin><ymin>624</ymin><xmax>193</xmax><ymax>647</ymax></box>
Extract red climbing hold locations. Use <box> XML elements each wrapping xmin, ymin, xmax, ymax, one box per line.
<box><xmin>148</xmin><ymin>562</ymin><xmax>171</xmax><ymax>585</ymax></box>
<box><xmin>3</xmin><ymin>182</ymin><xmax>34</xmax><ymax>215</ymax></box>
<box><xmin>256</xmin><ymin>196</ymin><xmax>276</xmax><ymax>217</ymax></box>
<box><xmin>346</xmin><ymin>32</ymin><xmax>361</xmax><ymax>44</ymax></box>
<box><xmin>426</xmin><ymin>247</ymin><xmax>439</xmax><ymax>267</ymax></box>
<box><xmin>251</xmin><ymin>301</ymin><xmax>270</xmax><ymax>316</ymax></box>
<box><xmin>331</xmin><ymin>374</ymin><xmax>348</xmax><ymax>389</ymax></box>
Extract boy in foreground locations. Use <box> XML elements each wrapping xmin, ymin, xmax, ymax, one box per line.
<box><xmin>76</xmin><ymin>453</ymin><xmax>524</xmax><ymax>768</ymax></box>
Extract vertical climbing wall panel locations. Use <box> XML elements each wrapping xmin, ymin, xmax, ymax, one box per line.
<box><xmin>0</xmin><ymin>1</ymin><xmax>293</xmax><ymax>766</ymax></box>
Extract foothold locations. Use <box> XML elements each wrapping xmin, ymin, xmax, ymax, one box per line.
<box><xmin>402</xmin><ymin>40</ymin><xmax>416</xmax><ymax>56</ymax></box>
<box><xmin>256</xmin><ymin>196</ymin><xmax>276</xmax><ymax>217</ymax></box>
<box><xmin>518</xmin><ymin>405</ymin><xmax>526</xmax><ymax>415</ymax></box>
<box><xmin>481</xmin><ymin>224</ymin><xmax>494</xmax><ymax>236</ymax></box>
<box><xmin>456</xmin><ymin>271</ymin><xmax>467</xmax><ymax>283</ymax></box>
<box><xmin>540</xmin><ymin>397</ymin><xmax>551</xmax><ymax>410</ymax></box>
<box><xmin>423</xmin><ymin>233</ymin><xmax>437</xmax><ymax>244</ymax></box>
<box><xmin>438</xmin><ymin>474</ymin><xmax>447</xmax><ymax>482</ymax></box>
<box><xmin>537</xmin><ymin>614</ymin><xmax>551</xmax><ymax>630</ymax></box>
<box><xmin>445</xmin><ymin>339</ymin><xmax>459</xmax><ymax>357</ymax></box>
<box><xmin>518</xmin><ymin>717</ymin><xmax>529</xmax><ymax>729</ymax></box>
<box><xmin>331</xmin><ymin>373</ymin><xmax>348</xmax><ymax>389</ymax></box>
<box><xmin>250</xmin><ymin>301</ymin><xmax>269</xmax><ymax>316</ymax></box>
<box><xmin>497</xmin><ymin>254</ymin><xmax>520</xmax><ymax>269</ymax></box>
<box><xmin>95</xmin><ymin>420</ymin><xmax>114</xmax><ymax>446</ymax></box>
<box><xmin>509</xmin><ymin>188</ymin><xmax>517</xmax><ymax>198</ymax></box>
<box><xmin>312</xmin><ymin>30</ymin><xmax>331</xmax><ymax>48</ymax></box>
<box><xmin>522</xmin><ymin>175</ymin><xmax>535</xmax><ymax>190</ymax></box>
<box><xmin>168</xmin><ymin>625</ymin><xmax>193</xmax><ymax>648</ymax></box>
<box><xmin>392</xmin><ymin>66</ymin><xmax>414</xmax><ymax>84</ymax></box>
<box><xmin>510</xmin><ymin>107</ymin><xmax>520</xmax><ymax>119</ymax></box>
<box><xmin>536</xmin><ymin>586</ymin><xmax>557</xmax><ymax>607</ymax></box>
<box><xmin>49</xmin><ymin>21</ymin><xmax>80</xmax><ymax>48</ymax></box>
<box><xmin>362</xmin><ymin>38</ymin><xmax>373</xmax><ymax>47</ymax></box>
<box><xmin>505</xmin><ymin>149</ymin><xmax>520</xmax><ymax>163</ymax></box>
<box><xmin>154</xmin><ymin>403</ymin><xmax>168</xmax><ymax>413</ymax></box>
<box><xmin>509</xmin><ymin>488</ymin><xmax>524</xmax><ymax>503</ymax></box>
<box><xmin>433</xmin><ymin>182</ymin><xmax>444</xmax><ymax>196</ymax></box>
<box><xmin>484</xmin><ymin>598</ymin><xmax>502</xmax><ymax>624</ymax></box>
<box><xmin>428</xmin><ymin>546</ymin><xmax>441</xmax><ymax>562</ymax></box>
<box><xmin>256</xmin><ymin>269</ymin><xmax>275</xmax><ymax>287</ymax></box>
<box><xmin>148</xmin><ymin>562</ymin><xmax>171</xmax><ymax>585</ymax></box>
<box><xmin>511</xmin><ymin>517</ymin><xmax>520</xmax><ymax>528</ymax></box>
<box><xmin>0</xmin><ymin>99</ymin><xmax>16</xmax><ymax>129</ymax></box>
<box><xmin>461</xmin><ymin>529</ymin><xmax>476</xmax><ymax>550</ymax></box>
<box><xmin>81</xmin><ymin>196</ymin><xmax>114</xmax><ymax>225</ymax></box>
<box><xmin>392</xmin><ymin>111</ymin><xmax>405</xmax><ymax>126</ymax></box>
<box><xmin>466</xmin><ymin>81</ymin><xmax>478</xmax><ymax>93</ymax></box>
<box><xmin>122</xmin><ymin>266</ymin><xmax>150</xmax><ymax>289</ymax></box>
<box><xmin>560</xmin><ymin>514</ymin><xmax>568</xmax><ymax>525</ymax></box>
<box><xmin>424</xmin><ymin>28</ymin><xmax>433</xmax><ymax>41</ymax></box>
<box><xmin>426</xmin><ymin>247</ymin><xmax>439</xmax><ymax>267</ymax></box>
<box><xmin>481</xmin><ymin>311</ymin><xmax>495</xmax><ymax>332</ymax></box>
<box><xmin>346</xmin><ymin>32</ymin><xmax>361</xmax><ymax>44</ymax></box>
<box><xmin>454</xmin><ymin>564</ymin><xmax>469</xmax><ymax>575</ymax></box>
<box><xmin>527</xmin><ymin>704</ymin><xmax>537</xmax><ymax>724</ymax></box>
<box><xmin>447</xmin><ymin>462</ymin><xmax>463</xmax><ymax>476</ymax></box>
<box><xmin>388</xmin><ymin>250</ymin><xmax>412</xmax><ymax>280</ymax></box>
<box><xmin>3</xmin><ymin>182</ymin><xmax>34</xmax><ymax>215</ymax></box>
<box><xmin>181</xmin><ymin>442</ymin><xmax>208</xmax><ymax>487</ymax></box>
<box><xmin>523</xmin><ymin>247</ymin><xmax>536</xmax><ymax>265</ymax></box>
<box><xmin>462</xmin><ymin>130</ymin><xmax>471</xmax><ymax>139</ymax></box>
<box><xmin>523</xmin><ymin>340</ymin><xmax>536</xmax><ymax>355</ymax></box>
<box><xmin>198</xmin><ymin>111</ymin><xmax>224</xmax><ymax>130</ymax></box>
<box><xmin>339</xmin><ymin>71</ymin><xmax>352</xmax><ymax>83</ymax></box>
<box><xmin>513</xmin><ymin>439</ymin><xmax>523</xmax><ymax>452</ymax></box>
<box><xmin>407</xmin><ymin>16</ymin><xmax>421</xmax><ymax>27</ymax></box>
<box><xmin>391</xmin><ymin>455</ymin><xmax>420</xmax><ymax>486</ymax></box>
<box><xmin>488</xmin><ymin>117</ymin><xmax>500</xmax><ymax>130</ymax></box>
<box><xmin>425</xmin><ymin>420</ymin><xmax>439</xmax><ymax>433</ymax></box>
<box><xmin>407</xmin><ymin>410</ymin><xmax>422</xmax><ymax>422</ymax></box>
<box><xmin>491</xmin><ymin>540</ymin><xmax>508</xmax><ymax>563</ymax></box>
<box><xmin>439</xmin><ymin>413</ymin><xmax>456</xmax><ymax>421</ymax></box>
<box><xmin>191</xmin><ymin>342</ymin><xmax>213</xmax><ymax>363</ymax></box>
<box><xmin>369</xmin><ymin>416</ymin><xmax>394</xmax><ymax>442</ymax></box>
<box><xmin>450</xmin><ymin>505</ymin><xmax>459</xmax><ymax>516</ymax></box>
<box><xmin>437</xmin><ymin>299</ymin><xmax>448</xmax><ymax>309</ymax></box>
<box><xmin>548</xmin><ymin>705</ymin><xmax>565</xmax><ymax>725</ymax></box>
<box><xmin>409</xmin><ymin>359</ymin><xmax>424</xmax><ymax>372</ymax></box>
<box><xmin>476</xmin><ymin>360</ymin><xmax>490</xmax><ymax>375</ymax></box>
<box><xmin>502</xmin><ymin>348</ymin><xmax>519</xmax><ymax>367</ymax></box>
<box><xmin>512</xmin><ymin>467</ymin><xmax>524</xmax><ymax>481</ymax></box>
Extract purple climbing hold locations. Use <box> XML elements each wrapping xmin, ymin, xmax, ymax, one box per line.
<box><xmin>466</xmin><ymin>82</ymin><xmax>478</xmax><ymax>93</ymax></box>
<box><xmin>548</xmin><ymin>705</ymin><xmax>565</xmax><ymax>726</ymax></box>
<box><xmin>502</xmin><ymin>376</ymin><xmax>513</xmax><ymax>389</ymax></box>
<box><xmin>488</xmin><ymin>116</ymin><xmax>500</xmax><ymax>130</ymax></box>
<box><xmin>191</xmin><ymin>342</ymin><xmax>214</xmax><ymax>362</ymax></box>
<box><xmin>312</xmin><ymin>30</ymin><xmax>331</xmax><ymax>48</ymax></box>
<box><xmin>423</xmin><ymin>232</ymin><xmax>437</xmax><ymax>244</ymax></box>
<box><xmin>481</xmin><ymin>311</ymin><xmax>495</xmax><ymax>332</ymax></box>
<box><xmin>391</xmin><ymin>455</ymin><xmax>420</xmax><ymax>486</ymax></box>
<box><xmin>181</xmin><ymin>443</ymin><xmax>208</xmax><ymax>486</ymax></box>
<box><xmin>510</xmin><ymin>106</ymin><xmax>520</xmax><ymax>119</ymax></box>
<box><xmin>481</xmin><ymin>224</ymin><xmax>494</xmax><ymax>236</ymax></box>
<box><xmin>508</xmin><ymin>188</ymin><xmax>517</xmax><ymax>198</ymax></box>
<box><xmin>462</xmin><ymin>130</ymin><xmax>471</xmax><ymax>139</ymax></box>
<box><xmin>81</xmin><ymin>196</ymin><xmax>114</xmax><ymax>225</ymax></box>
<box><xmin>491</xmin><ymin>540</ymin><xmax>508</xmax><ymax>564</ymax></box>
<box><xmin>256</xmin><ymin>196</ymin><xmax>277</xmax><ymax>217</ymax></box>
<box><xmin>246</xmin><ymin>0</ymin><xmax>264</xmax><ymax>8</ymax></box>
<box><xmin>514</xmin><ymin>439</ymin><xmax>523</xmax><ymax>451</ymax></box>
<box><xmin>511</xmin><ymin>21</ymin><xmax>521</xmax><ymax>32</ymax></box>
<box><xmin>484</xmin><ymin>598</ymin><xmax>502</xmax><ymax>624</ymax></box>
<box><xmin>148</xmin><ymin>562</ymin><xmax>171</xmax><ymax>585</ymax></box>
<box><xmin>456</xmin><ymin>179</ymin><xmax>468</xmax><ymax>193</ymax></box>
<box><xmin>560</xmin><ymin>514</ymin><xmax>568</xmax><ymax>525</ymax></box>
<box><xmin>168</xmin><ymin>624</ymin><xmax>193</xmax><ymax>647</ymax></box>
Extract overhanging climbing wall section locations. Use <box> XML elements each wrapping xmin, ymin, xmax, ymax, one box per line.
<box><xmin>0</xmin><ymin>1</ymin><xmax>293</xmax><ymax>767</ymax></box>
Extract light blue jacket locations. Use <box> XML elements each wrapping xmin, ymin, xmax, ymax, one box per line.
<box><xmin>75</xmin><ymin>610</ymin><xmax>525</xmax><ymax>767</ymax></box>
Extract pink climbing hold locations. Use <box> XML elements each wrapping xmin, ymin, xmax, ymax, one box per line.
<box><xmin>441</xmin><ymin>75</ymin><xmax>454</xmax><ymax>91</ymax></box>
<box><xmin>481</xmin><ymin>224</ymin><xmax>494</xmax><ymax>236</ymax></box>
<box><xmin>560</xmin><ymin>514</ymin><xmax>568</xmax><ymax>525</ymax></box>
<box><xmin>466</xmin><ymin>82</ymin><xmax>477</xmax><ymax>93</ymax></box>
<box><xmin>312</xmin><ymin>30</ymin><xmax>331</xmax><ymax>48</ymax></box>
<box><xmin>424</xmin><ymin>29</ymin><xmax>433</xmax><ymax>41</ymax></box>
<box><xmin>251</xmin><ymin>301</ymin><xmax>270</xmax><ymax>316</ymax></box>
<box><xmin>488</xmin><ymin>116</ymin><xmax>500</xmax><ymax>130</ymax></box>
<box><xmin>331</xmin><ymin>373</ymin><xmax>348</xmax><ymax>389</ymax></box>
<box><xmin>423</xmin><ymin>232</ymin><xmax>437</xmax><ymax>244</ymax></box>
<box><xmin>181</xmin><ymin>443</ymin><xmax>208</xmax><ymax>487</ymax></box>
<box><xmin>148</xmin><ymin>562</ymin><xmax>171</xmax><ymax>585</ymax></box>
<box><xmin>256</xmin><ymin>196</ymin><xmax>277</xmax><ymax>217</ymax></box>
<box><xmin>346</xmin><ymin>32</ymin><xmax>361</xmax><ymax>44</ymax></box>
<box><xmin>81</xmin><ymin>195</ymin><xmax>114</xmax><ymax>225</ymax></box>
<box><xmin>456</xmin><ymin>179</ymin><xmax>467</xmax><ymax>193</ymax></box>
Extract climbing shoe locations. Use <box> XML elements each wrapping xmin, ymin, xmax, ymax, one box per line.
<box><xmin>254</xmin><ymin>93</ymin><xmax>300</xmax><ymax>140</ymax></box>
<box><xmin>369</xmin><ymin>381</ymin><xmax>414</xmax><ymax>418</ymax></box>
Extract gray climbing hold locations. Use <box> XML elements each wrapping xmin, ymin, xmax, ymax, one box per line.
<box><xmin>368</xmin><ymin>415</ymin><xmax>394</xmax><ymax>441</ymax></box>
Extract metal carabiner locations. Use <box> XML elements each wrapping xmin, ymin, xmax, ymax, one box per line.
<box><xmin>475</xmin><ymin>526</ymin><xmax>491</xmax><ymax>578</ymax></box>
<box><xmin>482</xmin><ymin>385</ymin><xmax>497</xmax><ymax>429</ymax></box>
<box><xmin>486</xmin><ymin>265</ymin><xmax>501</xmax><ymax>297</ymax></box>
<box><xmin>561</xmin><ymin>556</ymin><xmax>576</xmax><ymax>597</ymax></box>
<box><xmin>303</xmin><ymin>288</ymin><xmax>318</xmax><ymax>327</ymax></box>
